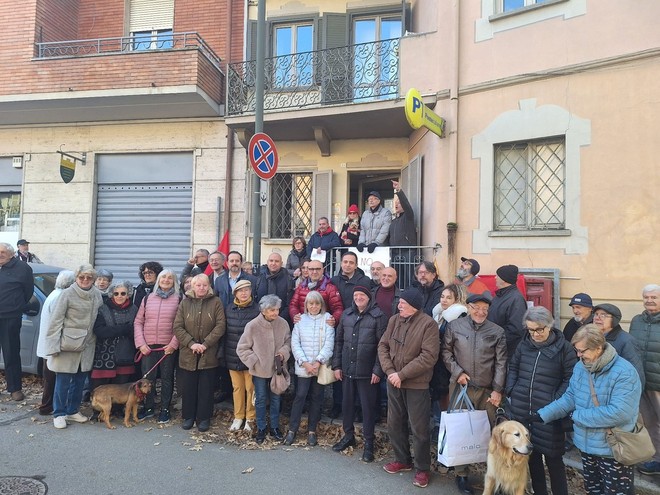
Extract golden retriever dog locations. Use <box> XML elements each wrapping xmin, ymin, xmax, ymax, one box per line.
<box><xmin>483</xmin><ymin>420</ymin><xmax>533</xmax><ymax>495</ymax></box>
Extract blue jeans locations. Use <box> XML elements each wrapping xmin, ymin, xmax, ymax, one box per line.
<box><xmin>53</xmin><ymin>370</ymin><xmax>88</xmax><ymax>418</ymax></box>
<box><xmin>253</xmin><ymin>376</ymin><xmax>281</xmax><ymax>431</ymax></box>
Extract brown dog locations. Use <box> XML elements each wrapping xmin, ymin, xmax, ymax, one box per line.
<box><xmin>483</xmin><ymin>420</ymin><xmax>533</xmax><ymax>495</ymax></box>
<box><xmin>91</xmin><ymin>379</ymin><xmax>152</xmax><ymax>429</ymax></box>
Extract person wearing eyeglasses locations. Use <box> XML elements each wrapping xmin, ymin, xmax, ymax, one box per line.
<box><xmin>442</xmin><ymin>293</ymin><xmax>507</xmax><ymax>495</ymax></box>
<box><xmin>90</xmin><ymin>281</ymin><xmax>139</xmax><ymax>420</ymax></box>
<box><xmin>505</xmin><ymin>306</ymin><xmax>577</xmax><ymax>495</ymax></box>
<box><xmin>44</xmin><ymin>264</ymin><xmax>103</xmax><ymax>429</ymax></box>
<box><xmin>133</xmin><ymin>261</ymin><xmax>163</xmax><ymax>308</ymax></box>
<box><xmin>536</xmin><ymin>324</ymin><xmax>642</xmax><ymax>495</ymax></box>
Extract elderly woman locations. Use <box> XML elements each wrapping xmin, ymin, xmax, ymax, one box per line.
<box><xmin>536</xmin><ymin>325</ymin><xmax>642</xmax><ymax>495</ymax></box>
<box><xmin>506</xmin><ymin>306</ymin><xmax>577</xmax><ymax>495</ymax></box>
<box><xmin>173</xmin><ymin>273</ymin><xmax>225</xmax><ymax>432</ymax></box>
<box><xmin>286</xmin><ymin>237</ymin><xmax>307</xmax><ymax>279</ymax></box>
<box><xmin>237</xmin><ymin>294</ymin><xmax>291</xmax><ymax>444</ymax></box>
<box><xmin>36</xmin><ymin>270</ymin><xmax>75</xmax><ymax>416</ymax></box>
<box><xmin>44</xmin><ymin>264</ymin><xmax>103</xmax><ymax>429</ymax></box>
<box><xmin>285</xmin><ymin>291</ymin><xmax>334</xmax><ymax>447</ymax></box>
<box><xmin>94</xmin><ymin>269</ymin><xmax>113</xmax><ymax>298</ymax></box>
<box><xmin>91</xmin><ymin>281</ymin><xmax>139</xmax><ymax>403</ymax></box>
<box><xmin>223</xmin><ymin>279</ymin><xmax>261</xmax><ymax>432</ymax></box>
<box><xmin>133</xmin><ymin>261</ymin><xmax>163</xmax><ymax>307</ymax></box>
<box><xmin>134</xmin><ymin>269</ymin><xmax>180</xmax><ymax>424</ymax></box>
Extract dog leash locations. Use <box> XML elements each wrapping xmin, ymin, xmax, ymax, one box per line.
<box><xmin>134</xmin><ymin>347</ymin><xmax>171</xmax><ymax>379</ymax></box>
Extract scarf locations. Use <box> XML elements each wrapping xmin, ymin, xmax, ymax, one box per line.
<box><xmin>234</xmin><ymin>296</ymin><xmax>253</xmax><ymax>308</ymax></box>
<box><xmin>155</xmin><ymin>287</ymin><xmax>175</xmax><ymax>299</ymax></box>
<box><xmin>530</xmin><ymin>329</ymin><xmax>557</xmax><ymax>349</ymax></box>
<box><xmin>109</xmin><ymin>298</ymin><xmax>131</xmax><ymax>310</ymax></box>
<box><xmin>584</xmin><ymin>342</ymin><xmax>616</xmax><ymax>373</ymax></box>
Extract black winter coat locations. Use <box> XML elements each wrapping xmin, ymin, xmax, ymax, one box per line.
<box><xmin>505</xmin><ymin>328</ymin><xmax>577</xmax><ymax>457</ymax></box>
<box><xmin>255</xmin><ymin>267</ymin><xmax>294</xmax><ymax>323</ymax></box>
<box><xmin>222</xmin><ymin>300</ymin><xmax>261</xmax><ymax>371</ymax></box>
<box><xmin>488</xmin><ymin>284</ymin><xmax>527</xmax><ymax>358</ymax></box>
<box><xmin>93</xmin><ymin>299</ymin><xmax>138</xmax><ymax>371</ymax></box>
<box><xmin>0</xmin><ymin>257</ymin><xmax>33</xmax><ymax>318</ymax></box>
<box><xmin>332</xmin><ymin>299</ymin><xmax>387</xmax><ymax>379</ymax></box>
<box><xmin>331</xmin><ymin>268</ymin><xmax>373</xmax><ymax>309</ymax></box>
<box><xmin>389</xmin><ymin>188</ymin><xmax>417</xmax><ymax>246</ymax></box>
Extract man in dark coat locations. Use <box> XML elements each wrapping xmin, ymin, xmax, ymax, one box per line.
<box><xmin>254</xmin><ymin>252</ymin><xmax>294</xmax><ymax>323</ymax></box>
<box><xmin>215</xmin><ymin>251</ymin><xmax>256</xmax><ymax>308</ymax></box>
<box><xmin>389</xmin><ymin>181</ymin><xmax>416</xmax><ymax>247</ymax></box>
<box><xmin>411</xmin><ymin>261</ymin><xmax>444</xmax><ymax>317</ymax></box>
<box><xmin>487</xmin><ymin>264</ymin><xmax>527</xmax><ymax>358</ymax></box>
<box><xmin>562</xmin><ymin>292</ymin><xmax>593</xmax><ymax>342</ymax></box>
<box><xmin>307</xmin><ymin>217</ymin><xmax>340</xmax><ymax>268</ymax></box>
<box><xmin>331</xmin><ymin>251</ymin><xmax>373</xmax><ymax>309</ymax></box>
<box><xmin>0</xmin><ymin>242</ymin><xmax>34</xmax><ymax>401</ymax></box>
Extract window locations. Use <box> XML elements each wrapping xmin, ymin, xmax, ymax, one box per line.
<box><xmin>269</xmin><ymin>173</ymin><xmax>313</xmax><ymax>239</ymax></box>
<box><xmin>0</xmin><ymin>192</ymin><xmax>20</xmax><ymax>232</ymax></box>
<box><xmin>132</xmin><ymin>29</ymin><xmax>174</xmax><ymax>51</ymax></box>
<box><xmin>273</xmin><ymin>23</ymin><xmax>314</xmax><ymax>88</ymax></box>
<box><xmin>498</xmin><ymin>0</ymin><xmax>553</xmax><ymax>13</ymax></box>
<box><xmin>352</xmin><ymin>15</ymin><xmax>401</xmax><ymax>101</ymax></box>
<box><xmin>494</xmin><ymin>138</ymin><xmax>565</xmax><ymax>231</ymax></box>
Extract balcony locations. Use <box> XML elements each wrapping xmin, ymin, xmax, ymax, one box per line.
<box><xmin>0</xmin><ymin>33</ymin><xmax>224</xmax><ymax>126</ymax></box>
<box><xmin>225</xmin><ymin>38</ymin><xmax>420</xmax><ymax>149</ymax></box>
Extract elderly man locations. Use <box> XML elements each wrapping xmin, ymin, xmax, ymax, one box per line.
<box><xmin>206</xmin><ymin>251</ymin><xmax>226</xmax><ymax>288</ymax></box>
<box><xmin>370</xmin><ymin>261</ymin><xmax>385</xmax><ymax>286</ymax></box>
<box><xmin>488</xmin><ymin>264</ymin><xmax>527</xmax><ymax>358</ymax></box>
<box><xmin>412</xmin><ymin>261</ymin><xmax>444</xmax><ymax>317</ymax></box>
<box><xmin>563</xmin><ymin>293</ymin><xmax>594</xmax><ymax>342</ymax></box>
<box><xmin>254</xmin><ymin>252</ymin><xmax>294</xmax><ymax>323</ymax></box>
<box><xmin>373</xmin><ymin>267</ymin><xmax>400</xmax><ymax>320</ymax></box>
<box><xmin>378</xmin><ymin>288</ymin><xmax>439</xmax><ymax>489</ymax></box>
<box><xmin>443</xmin><ymin>293</ymin><xmax>507</xmax><ymax>495</ymax></box>
<box><xmin>331</xmin><ymin>251</ymin><xmax>373</xmax><ymax>309</ymax></box>
<box><xmin>358</xmin><ymin>191</ymin><xmax>391</xmax><ymax>253</ymax></box>
<box><xmin>15</xmin><ymin>239</ymin><xmax>42</xmax><ymax>263</ymax></box>
<box><xmin>631</xmin><ymin>284</ymin><xmax>660</xmax><ymax>476</ymax></box>
<box><xmin>307</xmin><ymin>217</ymin><xmax>340</xmax><ymax>267</ymax></box>
<box><xmin>456</xmin><ymin>257</ymin><xmax>490</xmax><ymax>296</ymax></box>
<box><xmin>182</xmin><ymin>248</ymin><xmax>210</xmax><ymax>278</ymax></box>
<box><xmin>0</xmin><ymin>242</ymin><xmax>34</xmax><ymax>401</ymax></box>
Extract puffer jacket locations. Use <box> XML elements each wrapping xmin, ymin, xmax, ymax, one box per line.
<box><xmin>292</xmin><ymin>312</ymin><xmax>334</xmax><ymax>377</ymax></box>
<box><xmin>605</xmin><ymin>324</ymin><xmax>645</xmax><ymax>388</ymax></box>
<box><xmin>442</xmin><ymin>316</ymin><xmax>507</xmax><ymax>392</ymax></box>
<box><xmin>378</xmin><ymin>310</ymin><xmax>439</xmax><ymax>389</ymax></box>
<box><xmin>289</xmin><ymin>275</ymin><xmax>344</xmax><ymax>322</ymax></box>
<box><xmin>412</xmin><ymin>279</ymin><xmax>445</xmax><ymax>317</ymax></box>
<box><xmin>331</xmin><ymin>267</ymin><xmax>373</xmax><ymax>309</ymax></box>
<box><xmin>237</xmin><ymin>314</ymin><xmax>291</xmax><ymax>378</ymax></box>
<box><xmin>539</xmin><ymin>345</ymin><xmax>641</xmax><ymax>457</ymax></box>
<box><xmin>505</xmin><ymin>328</ymin><xmax>577</xmax><ymax>456</ymax></box>
<box><xmin>173</xmin><ymin>291</ymin><xmax>226</xmax><ymax>371</ymax></box>
<box><xmin>333</xmin><ymin>296</ymin><xmax>387</xmax><ymax>379</ymax></box>
<box><xmin>630</xmin><ymin>310</ymin><xmax>660</xmax><ymax>391</ymax></box>
<box><xmin>488</xmin><ymin>284</ymin><xmax>527</xmax><ymax>358</ymax></box>
<box><xmin>134</xmin><ymin>292</ymin><xmax>180</xmax><ymax>349</ymax></box>
<box><xmin>44</xmin><ymin>283</ymin><xmax>103</xmax><ymax>373</ymax></box>
<box><xmin>358</xmin><ymin>205</ymin><xmax>392</xmax><ymax>246</ymax></box>
<box><xmin>223</xmin><ymin>299</ymin><xmax>261</xmax><ymax>371</ymax></box>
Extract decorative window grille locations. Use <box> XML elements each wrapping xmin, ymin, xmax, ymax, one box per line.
<box><xmin>269</xmin><ymin>173</ymin><xmax>313</xmax><ymax>239</ymax></box>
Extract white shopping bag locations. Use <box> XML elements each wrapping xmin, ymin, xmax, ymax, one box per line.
<box><xmin>437</xmin><ymin>385</ymin><xmax>491</xmax><ymax>466</ymax></box>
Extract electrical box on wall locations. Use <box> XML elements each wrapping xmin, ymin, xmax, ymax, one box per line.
<box><xmin>12</xmin><ymin>156</ymin><xmax>22</xmax><ymax>168</ymax></box>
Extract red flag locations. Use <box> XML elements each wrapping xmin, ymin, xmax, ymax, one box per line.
<box><xmin>204</xmin><ymin>230</ymin><xmax>230</xmax><ymax>275</ymax></box>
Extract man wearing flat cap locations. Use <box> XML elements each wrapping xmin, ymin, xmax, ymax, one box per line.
<box><xmin>357</xmin><ymin>190</ymin><xmax>391</xmax><ymax>254</ymax></box>
<box><xmin>15</xmin><ymin>239</ymin><xmax>42</xmax><ymax>264</ymax></box>
<box><xmin>456</xmin><ymin>257</ymin><xmax>490</xmax><ymax>296</ymax></box>
<box><xmin>443</xmin><ymin>293</ymin><xmax>507</xmax><ymax>495</ymax></box>
<box><xmin>488</xmin><ymin>264</ymin><xmax>527</xmax><ymax>358</ymax></box>
<box><xmin>378</xmin><ymin>287</ymin><xmax>439</xmax><ymax>488</ymax></box>
<box><xmin>563</xmin><ymin>292</ymin><xmax>594</xmax><ymax>342</ymax></box>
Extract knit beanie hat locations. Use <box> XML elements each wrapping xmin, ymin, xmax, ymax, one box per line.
<box><xmin>368</xmin><ymin>191</ymin><xmax>382</xmax><ymax>201</ymax></box>
<box><xmin>353</xmin><ymin>286</ymin><xmax>371</xmax><ymax>298</ymax></box>
<box><xmin>593</xmin><ymin>303</ymin><xmax>622</xmax><ymax>327</ymax></box>
<box><xmin>348</xmin><ymin>204</ymin><xmax>359</xmax><ymax>214</ymax></box>
<box><xmin>496</xmin><ymin>264</ymin><xmax>519</xmax><ymax>285</ymax></box>
<box><xmin>400</xmin><ymin>288</ymin><xmax>423</xmax><ymax>311</ymax></box>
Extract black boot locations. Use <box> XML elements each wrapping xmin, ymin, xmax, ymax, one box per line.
<box><xmin>332</xmin><ymin>434</ymin><xmax>356</xmax><ymax>452</ymax></box>
<box><xmin>361</xmin><ymin>441</ymin><xmax>374</xmax><ymax>462</ymax></box>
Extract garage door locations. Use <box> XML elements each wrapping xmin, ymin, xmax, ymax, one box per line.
<box><xmin>95</xmin><ymin>153</ymin><xmax>193</xmax><ymax>284</ymax></box>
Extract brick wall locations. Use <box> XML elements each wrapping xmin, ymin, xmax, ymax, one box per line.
<box><xmin>79</xmin><ymin>0</ymin><xmax>125</xmax><ymax>39</ymax></box>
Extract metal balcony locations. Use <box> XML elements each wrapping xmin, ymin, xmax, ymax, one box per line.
<box><xmin>226</xmin><ymin>38</ymin><xmax>400</xmax><ymax>116</ymax></box>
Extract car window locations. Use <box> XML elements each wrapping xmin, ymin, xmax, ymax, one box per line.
<box><xmin>33</xmin><ymin>273</ymin><xmax>58</xmax><ymax>297</ymax></box>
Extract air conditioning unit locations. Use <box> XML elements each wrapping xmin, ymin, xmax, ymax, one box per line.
<box><xmin>12</xmin><ymin>156</ymin><xmax>22</xmax><ymax>168</ymax></box>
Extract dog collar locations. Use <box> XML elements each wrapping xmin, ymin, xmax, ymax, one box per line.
<box><xmin>134</xmin><ymin>383</ymin><xmax>146</xmax><ymax>401</ymax></box>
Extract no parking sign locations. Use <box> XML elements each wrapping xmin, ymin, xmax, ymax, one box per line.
<box><xmin>248</xmin><ymin>133</ymin><xmax>278</xmax><ymax>180</ymax></box>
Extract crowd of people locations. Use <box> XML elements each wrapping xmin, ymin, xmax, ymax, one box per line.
<box><xmin>0</xmin><ymin>183</ymin><xmax>658</xmax><ymax>494</ymax></box>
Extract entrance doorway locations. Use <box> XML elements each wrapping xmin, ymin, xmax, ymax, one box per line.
<box><xmin>347</xmin><ymin>170</ymin><xmax>399</xmax><ymax>214</ymax></box>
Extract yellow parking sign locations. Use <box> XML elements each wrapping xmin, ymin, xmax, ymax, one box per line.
<box><xmin>405</xmin><ymin>88</ymin><xmax>445</xmax><ymax>138</ymax></box>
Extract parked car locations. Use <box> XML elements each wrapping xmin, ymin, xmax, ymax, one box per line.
<box><xmin>0</xmin><ymin>263</ymin><xmax>63</xmax><ymax>375</ymax></box>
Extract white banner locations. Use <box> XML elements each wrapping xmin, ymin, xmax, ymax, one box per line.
<box><xmin>349</xmin><ymin>247</ymin><xmax>390</xmax><ymax>279</ymax></box>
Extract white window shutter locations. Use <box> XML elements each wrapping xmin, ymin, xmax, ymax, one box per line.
<box><xmin>129</xmin><ymin>0</ymin><xmax>174</xmax><ymax>32</ymax></box>
<box><xmin>312</xmin><ymin>170</ymin><xmax>332</xmax><ymax>225</ymax></box>
<box><xmin>400</xmin><ymin>155</ymin><xmax>422</xmax><ymax>243</ymax></box>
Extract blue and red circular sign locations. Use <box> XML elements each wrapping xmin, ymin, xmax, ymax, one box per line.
<box><xmin>248</xmin><ymin>132</ymin><xmax>278</xmax><ymax>180</ymax></box>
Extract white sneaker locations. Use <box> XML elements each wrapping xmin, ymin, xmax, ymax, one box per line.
<box><xmin>243</xmin><ymin>420</ymin><xmax>253</xmax><ymax>432</ymax></box>
<box><xmin>53</xmin><ymin>416</ymin><xmax>67</xmax><ymax>429</ymax></box>
<box><xmin>65</xmin><ymin>412</ymin><xmax>89</xmax><ymax>423</ymax></box>
<box><xmin>229</xmin><ymin>418</ymin><xmax>244</xmax><ymax>431</ymax></box>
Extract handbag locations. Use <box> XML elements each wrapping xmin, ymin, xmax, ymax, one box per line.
<box><xmin>270</xmin><ymin>355</ymin><xmax>291</xmax><ymax>395</ymax></box>
<box><xmin>437</xmin><ymin>384</ymin><xmax>491</xmax><ymax>466</ymax></box>
<box><xmin>114</xmin><ymin>336</ymin><xmax>136</xmax><ymax>366</ymax></box>
<box><xmin>589</xmin><ymin>374</ymin><xmax>654</xmax><ymax>465</ymax></box>
<box><xmin>316</xmin><ymin>321</ymin><xmax>336</xmax><ymax>385</ymax></box>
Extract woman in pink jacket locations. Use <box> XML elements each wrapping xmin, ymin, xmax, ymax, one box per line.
<box><xmin>134</xmin><ymin>269</ymin><xmax>181</xmax><ymax>423</ymax></box>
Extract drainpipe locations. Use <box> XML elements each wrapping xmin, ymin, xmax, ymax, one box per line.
<box><xmin>222</xmin><ymin>0</ymin><xmax>235</xmax><ymax>248</ymax></box>
<box><xmin>446</xmin><ymin>0</ymin><xmax>460</xmax><ymax>279</ymax></box>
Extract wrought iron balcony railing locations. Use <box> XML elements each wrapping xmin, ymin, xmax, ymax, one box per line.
<box><xmin>35</xmin><ymin>32</ymin><xmax>222</xmax><ymax>71</ymax></box>
<box><xmin>226</xmin><ymin>38</ymin><xmax>399</xmax><ymax>115</ymax></box>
